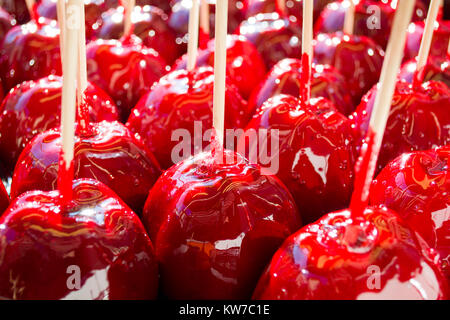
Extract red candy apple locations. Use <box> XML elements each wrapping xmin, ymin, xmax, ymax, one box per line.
<box><xmin>313</xmin><ymin>32</ymin><xmax>385</xmax><ymax>105</ymax></box>
<box><xmin>248</xmin><ymin>58</ymin><xmax>354</xmax><ymax>115</ymax></box>
<box><xmin>0</xmin><ymin>0</ymin><xmax>30</xmax><ymax>24</ymax></box>
<box><xmin>86</xmin><ymin>35</ymin><xmax>167</xmax><ymax>122</ymax></box>
<box><xmin>0</xmin><ymin>178</ymin><xmax>9</xmax><ymax>214</ymax></box>
<box><xmin>351</xmin><ymin>80</ymin><xmax>450</xmax><ymax>172</ymax></box>
<box><xmin>404</xmin><ymin>20</ymin><xmax>450</xmax><ymax>63</ymax></box>
<box><xmin>173</xmin><ymin>34</ymin><xmax>267</xmax><ymax>99</ymax></box>
<box><xmin>126</xmin><ymin>66</ymin><xmax>249</xmax><ymax>169</ymax></box>
<box><xmin>398</xmin><ymin>56</ymin><xmax>450</xmax><ymax>88</ymax></box>
<box><xmin>236</xmin><ymin>12</ymin><xmax>302</xmax><ymax>69</ymax></box>
<box><xmin>253</xmin><ymin>206</ymin><xmax>448</xmax><ymax>299</ymax></box>
<box><xmin>371</xmin><ymin>146</ymin><xmax>450</xmax><ymax>281</ymax></box>
<box><xmin>245</xmin><ymin>0</ymin><xmax>277</xmax><ymax>17</ymax></box>
<box><xmin>239</xmin><ymin>94</ymin><xmax>357</xmax><ymax>224</ymax></box>
<box><xmin>0</xmin><ymin>7</ymin><xmax>14</xmax><ymax>45</ymax></box>
<box><xmin>0</xmin><ymin>18</ymin><xmax>61</xmax><ymax>91</ymax></box>
<box><xmin>315</xmin><ymin>0</ymin><xmax>427</xmax><ymax>49</ymax></box>
<box><xmin>95</xmin><ymin>5</ymin><xmax>181</xmax><ymax>64</ymax></box>
<box><xmin>37</xmin><ymin>0</ymin><xmax>109</xmax><ymax>40</ymax></box>
<box><xmin>169</xmin><ymin>0</ymin><xmax>245</xmax><ymax>42</ymax></box>
<box><xmin>0</xmin><ymin>75</ymin><xmax>119</xmax><ymax>171</ymax></box>
<box><xmin>0</xmin><ymin>178</ymin><xmax>158</xmax><ymax>300</ymax></box>
<box><xmin>143</xmin><ymin>147</ymin><xmax>302</xmax><ymax>299</ymax></box>
<box><xmin>11</xmin><ymin>120</ymin><xmax>161</xmax><ymax>214</ymax></box>
<box><xmin>282</xmin><ymin>0</ymin><xmax>336</xmax><ymax>22</ymax></box>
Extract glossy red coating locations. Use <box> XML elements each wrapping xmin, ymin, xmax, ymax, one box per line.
<box><xmin>0</xmin><ymin>19</ymin><xmax>62</xmax><ymax>92</ymax></box>
<box><xmin>11</xmin><ymin>120</ymin><xmax>161</xmax><ymax>214</ymax></box>
<box><xmin>240</xmin><ymin>94</ymin><xmax>357</xmax><ymax>224</ymax></box>
<box><xmin>0</xmin><ymin>178</ymin><xmax>9</xmax><ymax>215</ymax></box>
<box><xmin>253</xmin><ymin>206</ymin><xmax>448</xmax><ymax>300</ymax></box>
<box><xmin>95</xmin><ymin>5</ymin><xmax>181</xmax><ymax>64</ymax></box>
<box><xmin>245</xmin><ymin>0</ymin><xmax>277</xmax><ymax>18</ymax></box>
<box><xmin>169</xmin><ymin>0</ymin><xmax>245</xmax><ymax>44</ymax></box>
<box><xmin>282</xmin><ymin>0</ymin><xmax>337</xmax><ymax>22</ymax></box>
<box><xmin>173</xmin><ymin>34</ymin><xmax>267</xmax><ymax>99</ymax></box>
<box><xmin>371</xmin><ymin>146</ymin><xmax>450</xmax><ymax>281</ymax></box>
<box><xmin>404</xmin><ymin>20</ymin><xmax>450</xmax><ymax>63</ymax></box>
<box><xmin>37</xmin><ymin>0</ymin><xmax>110</xmax><ymax>40</ymax></box>
<box><xmin>314</xmin><ymin>0</ymin><xmax>427</xmax><ymax>49</ymax></box>
<box><xmin>248</xmin><ymin>58</ymin><xmax>355</xmax><ymax>116</ymax></box>
<box><xmin>0</xmin><ymin>178</ymin><xmax>158</xmax><ymax>300</ymax></box>
<box><xmin>0</xmin><ymin>0</ymin><xmax>30</xmax><ymax>24</ymax></box>
<box><xmin>351</xmin><ymin>80</ymin><xmax>450</xmax><ymax>173</ymax></box>
<box><xmin>0</xmin><ymin>76</ymin><xmax>119</xmax><ymax>171</ymax></box>
<box><xmin>126</xmin><ymin>66</ymin><xmax>250</xmax><ymax>169</ymax></box>
<box><xmin>313</xmin><ymin>32</ymin><xmax>385</xmax><ymax>105</ymax></box>
<box><xmin>0</xmin><ymin>7</ymin><xmax>14</xmax><ymax>45</ymax></box>
<box><xmin>398</xmin><ymin>56</ymin><xmax>450</xmax><ymax>88</ymax></box>
<box><xmin>86</xmin><ymin>36</ymin><xmax>167</xmax><ymax>122</ymax></box>
<box><xmin>236</xmin><ymin>12</ymin><xmax>302</xmax><ymax>69</ymax></box>
<box><xmin>143</xmin><ymin>148</ymin><xmax>302</xmax><ymax>299</ymax></box>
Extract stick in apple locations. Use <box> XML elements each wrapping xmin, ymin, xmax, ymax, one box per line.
<box><xmin>58</xmin><ymin>0</ymin><xmax>80</xmax><ymax>204</ymax></box>
<box><xmin>212</xmin><ymin>0</ymin><xmax>228</xmax><ymax>147</ymax></box>
<box><xmin>57</xmin><ymin>0</ymin><xmax>65</xmax><ymax>65</ymax></box>
<box><xmin>414</xmin><ymin>0</ymin><xmax>440</xmax><ymax>86</ymax></box>
<box><xmin>24</xmin><ymin>0</ymin><xmax>37</xmax><ymax>21</ymax></box>
<box><xmin>300</xmin><ymin>0</ymin><xmax>313</xmax><ymax>106</ymax></box>
<box><xmin>349</xmin><ymin>0</ymin><xmax>415</xmax><ymax>217</ymax></box>
<box><xmin>187</xmin><ymin>0</ymin><xmax>200</xmax><ymax>71</ymax></box>
<box><xmin>123</xmin><ymin>0</ymin><xmax>135</xmax><ymax>37</ymax></box>
<box><xmin>343</xmin><ymin>0</ymin><xmax>355</xmax><ymax>35</ymax></box>
<box><xmin>200</xmin><ymin>0</ymin><xmax>210</xmax><ymax>48</ymax></box>
<box><xmin>277</xmin><ymin>0</ymin><xmax>286</xmax><ymax>16</ymax></box>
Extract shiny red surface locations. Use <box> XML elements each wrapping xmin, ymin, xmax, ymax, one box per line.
<box><xmin>0</xmin><ymin>7</ymin><xmax>14</xmax><ymax>45</ymax></box>
<box><xmin>245</xmin><ymin>0</ymin><xmax>277</xmax><ymax>17</ymax></box>
<box><xmin>314</xmin><ymin>0</ymin><xmax>428</xmax><ymax>49</ymax></box>
<box><xmin>398</xmin><ymin>56</ymin><xmax>450</xmax><ymax>88</ymax></box>
<box><xmin>169</xmin><ymin>0</ymin><xmax>245</xmax><ymax>43</ymax></box>
<box><xmin>11</xmin><ymin>121</ymin><xmax>161</xmax><ymax>214</ymax></box>
<box><xmin>37</xmin><ymin>0</ymin><xmax>109</xmax><ymax>40</ymax></box>
<box><xmin>173</xmin><ymin>34</ymin><xmax>267</xmax><ymax>99</ymax></box>
<box><xmin>240</xmin><ymin>95</ymin><xmax>357</xmax><ymax>224</ymax></box>
<box><xmin>0</xmin><ymin>178</ymin><xmax>9</xmax><ymax>215</ymax></box>
<box><xmin>0</xmin><ymin>0</ymin><xmax>30</xmax><ymax>24</ymax></box>
<box><xmin>86</xmin><ymin>36</ymin><xmax>167</xmax><ymax>122</ymax></box>
<box><xmin>236</xmin><ymin>12</ymin><xmax>302</xmax><ymax>69</ymax></box>
<box><xmin>0</xmin><ymin>178</ymin><xmax>158</xmax><ymax>300</ymax></box>
<box><xmin>0</xmin><ymin>76</ymin><xmax>119</xmax><ymax>171</ymax></box>
<box><xmin>0</xmin><ymin>19</ymin><xmax>62</xmax><ymax>92</ymax></box>
<box><xmin>253</xmin><ymin>207</ymin><xmax>448</xmax><ymax>299</ymax></box>
<box><xmin>313</xmin><ymin>32</ymin><xmax>384</xmax><ymax>105</ymax></box>
<box><xmin>371</xmin><ymin>146</ymin><xmax>450</xmax><ymax>281</ymax></box>
<box><xmin>282</xmin><ymin>0</ymin><xmax>337</xmax><ymax>22</ymax></box>
<box><xmin>126</xmin><ymin>66</ymin><xmax>249</xmax><ymax>169</ymax></box>
<box><xmin>248</xmin><ymin>58</ymin><xmax>354</xmax><ymax>116</ymax></box>
<box><xmin>404</xmin><ymin>20</ymin><xmax>450</xmax><ymax>63</ymax></box>
<box><xmin>351</xmin><ymin>80</ymin><xmax>450</xmax><ymax>173</ymax></box>
<box><xmin>143</xmin><ymin>148</ymin><xmax>301</xmax><ymax>299</ymax></box>
<box><xmin>96</xmin><ymin>5</ymin><xmax>181</xmax><ymax>64</ymax></box>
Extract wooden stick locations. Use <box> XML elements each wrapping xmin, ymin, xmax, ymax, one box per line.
<box><xmin>123</xmin><ymin>0</ymin><xmax>135</xmax><ymax>37</ymax></box>
<box><xmin>416</xmin><ymin>0</ymin><xmax>440</xmax><ymax>72</ymax></box>
<box><xmin>77</xmin><ymin>0</ymin><xmax>87</xmax><ymax>98</ymax></box>
<box><xmin>447</xmin><ymin>36</ymin><xmax>450</xmax><ymax>55</ymax></box>
<box><xmin>25</xmin><ymin>0</ymin><xmax>36</xmax><ymax>21</ymax></box>
<box><xmin>187</xmin><ymin>0</ymin><xmax>200</xmax><ymax>71</ymax></box>
<box><xmin>277</xmin><ymin>0</ymin><xmax>286</xmax><ymax>16</ymax></box>
<box><xmin>56</xmin><ymin>0</ymin><xmax>65</xmax><ymax>66</ymax></box>
<box><xmin>301</xmin><ymin>0</ymin><xmax>313</xmax><ymax>104</ymax></box>
<box><xmin>343</xmin><ymin>0</ymin><xmax>355</xmax><ymax>35</ymax></box>
<box><xmin>58</xmin><ymin>0</ymin><xmax>80</xmax><ymax>201</ymax></box>
<box><xmin>200</xmin><ymin>0</ymin><xmax>210</xmax><ymax>36</ymax></box>
<box><xmin>350</xmin><ymin>0</ymin><xmax>415</xmax><ymax>214</ymax></box>
<box><xmin>212</xmin><ymin>0</ymin><xmax>228</xmax><ymax>146</ymax></box>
